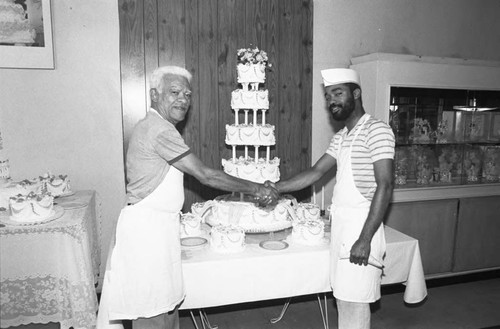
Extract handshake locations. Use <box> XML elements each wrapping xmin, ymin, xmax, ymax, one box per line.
<box><xmin>255</xmin><ymin>180</ymin><xmax>279</xmax><ymax>208</ymax></box>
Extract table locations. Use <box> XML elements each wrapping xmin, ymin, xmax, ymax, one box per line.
<box><xmin>0</xmin><ymin>190</ymin><xmax>101</xmax><ymax>329</ymax></box>
<box><xmin>180</xmin><ymin>224</ymin><xmax>427</xmax><ymax>310</ymax></box>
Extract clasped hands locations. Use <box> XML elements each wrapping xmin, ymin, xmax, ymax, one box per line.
<box><xmin>254</xmin><ymin>180</ymin><xmax>279</xmax><ymax>208</ymax></box>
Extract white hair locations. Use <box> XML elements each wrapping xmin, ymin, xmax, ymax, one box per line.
<box><xmin>149</xmin><ymin>66</ymin><xmax>193</xmax><ymax>91</ymax></box>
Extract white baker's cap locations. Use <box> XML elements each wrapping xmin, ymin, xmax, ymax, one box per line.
<box><xmin>321</xmin><ymin>68</ymin><xmax>360</xmax><ymax>87</ymax></box>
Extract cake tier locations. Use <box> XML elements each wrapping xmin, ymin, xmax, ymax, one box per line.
<box><xmin>290</xmin><ymin>220</ymin><xmax>325</xmax><ymax>246</ymax></box>
<box><xmin>210</xmin><ymin>224</ymin><xmax>246</xmax><ymax>253</ymax></box>
<box><xmin>225</xmin><ymin>124</ymin><xmax>275</xmax><ymax>146</ymax></box>
<box><xmin>237</xmin><ymin>63</ymin><xmax>265</xmax><ymax>84</ymax></box>
<box><xmin>9</xmin><ymin>192</ymin><xmax>54</xmax><ymax>223</ymax></box>
<box><xmin>222</xmin><ymin>157</ymin><xmax>280</xmax><ymax>184</ymax></box>
<box><xmin>0</xmin><ymin>2</ymin><xmax>36</xmax><ymax>44</ymax></box>
<box><xmin>231</xmin><ymin>89</ymin><xmax>269</xmax><ymax>110</ymax></box>
<box><xmin>193</xmin><ymin>194</ymin><xmax>296</xmax><ymax>233</ymax></box>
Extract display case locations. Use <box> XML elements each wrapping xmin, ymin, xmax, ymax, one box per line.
<box><xmin>390</xmin><ymin>87</ymin><xmax>500</xmax><ymax>188</ymax></box>
<box><xmin>351</xmin><ymin>53</ymin><xmax>500</xmax><ymax>202</ymax></box>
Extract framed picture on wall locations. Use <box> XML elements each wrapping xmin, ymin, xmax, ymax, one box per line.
<box><xmin>0</xmin><ymin>0</ymin><xmax>54</xmax><ymax>69</ymax></box>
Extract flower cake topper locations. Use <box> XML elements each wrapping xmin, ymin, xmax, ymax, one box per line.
<box><xmin>237</xmin><ymin>47</ymin><xmax>271</xmax><ymax>67</ymax></box>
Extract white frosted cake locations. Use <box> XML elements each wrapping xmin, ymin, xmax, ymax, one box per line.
<box><xmin>209</xmin><ymin>224</ymin><xmax>246</xmax><ymax>253</ymax></box>
<box><xmin>290</xmin><ymin>220</ymin><xmax>325</xmax><ymax>246</ymax></box>
<box><xmin>0</xmin><ymin>173</ymin><xmax>71</xmax><ymax>209</ymax></box>
<box><xmin>0</xmin><ymin>0</ymin><xmax>36</xmax><ymax>45</ymax></box>
<box><xmin>39</xmin><ymin>173</ymin><xmax>72</xmax><ymax>197</ymax></box>
<box><xmin>192</xmin><ymin>194</ymin><xmax>296</xmax><ymax>233</ymax></box>
<box><xmin>222</xmin><ymin>47</ymin><xmax>280</xmax><ymax>184</ymax></box>
<box><xmin>9</xmin><ymin>192</ymin><xmax>54</xmax><ymax>223</ymax></box>
<box><xmin>295</xmin><ymin>203</ymin><xmax>321</xmax><ymax>222</ymax></box>
<box><xmin>180</xmin><ymin>213</ymin><xmax>203</xmax><ymax>237</ymax></box>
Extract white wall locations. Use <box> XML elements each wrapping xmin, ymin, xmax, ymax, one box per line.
<box><xmin>312</xmin><ymin>0</ymin><xmax>500</xmax><ymax>209</ymax></box>
<box><xmin>0</xmin><ymin>0</ymin><xmax>124</xmax><ymax>288</ymax></box>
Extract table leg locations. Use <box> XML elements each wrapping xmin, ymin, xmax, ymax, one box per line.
<box><xmin>316</xmin><ymin>293</ymin><xmax>330</xmax><ymax>329</ymax></box>
<box><xmin>269</xmin><ymin>297</ymin><xmax>292</xmax><ymax>323</ymax></box>
<box><xmin>189</xmin><ymin>310</ymin><xmax>218</xmax><ymax>329</ymax></box>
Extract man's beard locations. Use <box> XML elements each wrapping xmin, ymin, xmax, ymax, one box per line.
<box><xmin>329</xmin><ymin>99</ymin><xmax>354</xmax><ymax>121</ymax></box>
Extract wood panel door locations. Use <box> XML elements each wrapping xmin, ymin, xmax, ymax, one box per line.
<box><xmin>119</xmin><ymin>0</ymin><xmax>313</xmax><ymax>211</ymax></box>
<box><xmin>454</xmin><ymin>196</ymin><xmax>500</xmax><ymax>272</ymax></box>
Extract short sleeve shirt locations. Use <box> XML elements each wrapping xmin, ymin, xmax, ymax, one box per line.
<box><xmin>326</xmin><ymin>114</ymin><xmax>395</xmax><ymax>201</ymax></box>
<box><xmin>126</xmin><ymin>109</ymin><xmax>191</xmax><ymax>204</ymax></box>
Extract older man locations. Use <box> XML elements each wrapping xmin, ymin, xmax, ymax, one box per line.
<box><xmin>97</xmin><ymin>66</ymin><xmax>278</xmax><ymax>329</ymax></box>
<box><xmin>271</xmin><ymin>68</ymin><xmax>394</xmax><ymax>329</ymax></box>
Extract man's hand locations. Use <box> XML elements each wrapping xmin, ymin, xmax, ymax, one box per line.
<box><xmin>349</xmin><ymin>238</ymin><xmax>371</xmax><ymax>266</ymax></box>
<box><xmin>255</xmin><ymin>182</ymin><xmax>279</xmax><ymax>208</ymax></box>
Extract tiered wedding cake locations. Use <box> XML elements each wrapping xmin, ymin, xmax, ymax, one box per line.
<box><xmin>192</xmin><ymin>48</ymin><xmax>296</xmax><ymax>237</ymax></box>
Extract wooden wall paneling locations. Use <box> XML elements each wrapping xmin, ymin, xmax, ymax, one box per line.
<box><xmin>299</xmin><ymin>0</ymin><xmax>313</xmax><ymax>173</ymax></box>
<box><xmin>246</xmin><ymin>0</ymin><xmax>273</xmax><ymax>163</ymax></box>
<box><xmin>276</xmin><ymin>1</ymin><xmax>303</xmax><ymax>184</ymax></box>
<box><xmin>197</xmin><ymin>0</ymin><xmax>221</xmax><ymax>201</ymax></box>
<box><xmin>144</xmin><ymin>0</ymin><xmax>159</xmax><ymax>90</ymax></box>
<box><xmin>158</xmin><ymin>0</ymin><xmax>186</xmax><ymax>67</ymax></box>
<box><xmin>119</xmin><ymin>0</ymin><xmax>147</xmax><ymax>153</ymax></box>
<box><xmin>217</xmin><ymin>0</ymin><xmax>243</xmax><ymax>165</ymax></box>
<box><xmin>182</xmin><ymin>0</ymin><xmax>201</xmax><ymax>210</ymax></box>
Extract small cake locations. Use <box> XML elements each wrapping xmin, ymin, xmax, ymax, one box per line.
<box><xmin>209</xmin><ymin>224</ymin><xmax>246</xmax><ymax>253</ymax></box>
<box><xmin>290</xmin><ymin>220</ymin><xmax>325</xmax><ymax>246</ymax></box>
<box><xmin>42</xmin><ymin>173</ymin><xmax>71</xmax><ymax>197</ymax></box>
<box><xmin>9</xmin><ymin>192</ymin><xmax>54</xmax><ymax>223</ymax></box>
<box><xmin>180</xmin><ymin>213</ymin><xmax>203</xmax><ymax>237</ymax></box>
<box><xmin>295</xmin><ymin>203</ymin><xmax>321</xmax><ymax>222</ymax></box>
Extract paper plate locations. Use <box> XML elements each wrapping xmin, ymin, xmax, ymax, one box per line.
<box><xmin>259</xmin><ymin>240</ymin><xmax>289</xmax><ymax>251</ymax></box>
<box><xmin>181</xmin><ymin>236</ymin><xmax>208</xmax><ymax>248</ymax></box>
<box><xmin>0</xmin><ymin>206</ymin><xmax>65</xmax><ymax>227</ymax></box>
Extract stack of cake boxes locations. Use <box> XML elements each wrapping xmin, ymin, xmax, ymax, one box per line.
<box><xmin>222</xmin><ymin>48</ymin><xmax>280</xmax><ymax>186</ymax></box>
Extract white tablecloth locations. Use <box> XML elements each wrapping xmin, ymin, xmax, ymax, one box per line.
<box><xmin>180</xmin><ymin>225</ymin><xmax>427</xmax><ymax>310</ymax></box>
<box><xmin>0</xmin><ymin>190</ymin><xmax>101</xmax><ymax>329</ymax></box>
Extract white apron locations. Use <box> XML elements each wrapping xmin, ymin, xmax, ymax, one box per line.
<box><xmin>330</xmin><ymin>115</ymin><xmax>386</xmax><ymax>303</ymax></box>
<box><xmin>97</xmin><ymin>166</ymin><xmax>185</xmax><ymax>327</ymax></box>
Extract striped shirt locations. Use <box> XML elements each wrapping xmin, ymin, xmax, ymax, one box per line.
<box><xmin>326</xmin><ymin>114</ymin><xmax>395</xmax><ymax>201</ymax></box>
